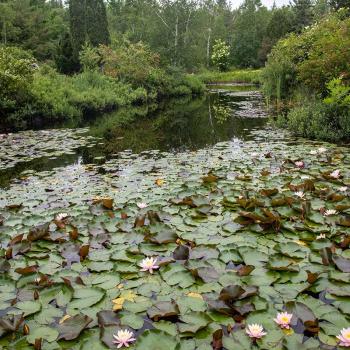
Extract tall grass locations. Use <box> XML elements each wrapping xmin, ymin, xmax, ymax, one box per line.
<box><xmin>196</xmin><ymin>69</ymin><xmax>262</xmax><ymax>84</ymax></box>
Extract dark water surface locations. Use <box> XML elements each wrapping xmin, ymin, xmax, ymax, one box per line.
<box><xmin>0</xmin><ymin>84</ymin><xmax>267</xmax><ymax>187</ymax></box>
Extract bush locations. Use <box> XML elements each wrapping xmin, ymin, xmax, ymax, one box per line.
<box><xmin>1</xmin><ymin>43</ymin><xmax>204</xmax><ymax>128</ymax></box>
<box><xmin>0</xmin><ymin>46</ymin><xmax>36</xmax><ymax>117</ymax></box>
<box><xmin>211</xmin><ymin>40</ymin><xmax>230</xmax><ymax>72</ymax></box>
<box><xmin>263</xmin><ymin>14</ymin><xmax>350</xmax><ymax>101</ymax></box>
<box><xmin>277</xmin><ymin>93</ymin><xmax>350</xmax><ymax>142</ymax></box>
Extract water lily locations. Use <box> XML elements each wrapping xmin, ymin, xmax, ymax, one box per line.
<box><xmin>339</xmin><ymin>186</ymin><xmax>348</xmax><ymax>192</ymax></box>
<box><xmin>316</xmin><ymin>233</ymin><xmax>326</xmax><ymax>240</ymax></box>
<box><xmin>137</xmin><ymin>202</ymin><xmax>148</xmax><ymax>209</ymax></box>
<box><xmin>330</xmin><ymin>169</ymin><xmax>341</xmax><ymax>179</ymax></box>
<box><xmin>294</xmin><ymin>191</ymin><xmax>305</xmax><ymax>199</ymax></box>
<box><xmin>246</xmin><ymin>324</ymin><xmax>266</xmax><ymax>339</ymax></box>
<box><xmin>310</xmin><ymin>147</ymin><xmax>327</xmax><ymax>155</ymax></box>
<box><xmin>324</xmin><ymin>209</ymin><xmax>338</xmax><ymax>217</ymax></box>
<box><xmin>55</xmin><ymin>213</ymin><xmax>68</xmax><ymax>221</ymax></box>
<box><xmin>337</xmin><ymin>327</ymin><xmax>350</xmax><ymax>347</ymax></box>
<box><xmin>274</xmin><ymin>312</ymin><xmax>293</xmax><ymax>329</ymax></box>
<box><xmin>113</xmin><ymin>329</ymin><xmax>136</xmax><ymax>348</ymax></box>
<box><xmin>139</xmin><ymin>257</ymin><xmax>159</xmax><ymax>273</ymax></box>
<box><xmin>294</xmin><ymin>161</ymin><xmax>304</xmax><ymax>168</ymax></box>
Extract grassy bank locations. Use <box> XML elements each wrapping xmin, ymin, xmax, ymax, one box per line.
<box><xmin>196</xmin><ymin>69</ymin><xmax>262</xmax><ymax>84</ymax></box>
<box><xmin>0</xmin><ymin>46</ymin><xmax>205</xmax><ymax>130</ymax></box>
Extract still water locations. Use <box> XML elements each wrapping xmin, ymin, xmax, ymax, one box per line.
<box><xmin>0</xmin><ymin>84</ymin><xmax>267</xmax><ymax>187</ymax></box>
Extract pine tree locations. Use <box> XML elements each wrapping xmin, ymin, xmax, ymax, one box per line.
<box><xmin>69</xmin><ymin>0</ymin><xmax>86</xmax><ymax>63</ymax></box>
<box><xmin>86</xmin><ymin>0</ymin><xmax>110</xmax><ymax>47</ymax></box>
<box><xmin>69</xmin><ymin>0</ymin><xmax>110</xmax><ymax>69</ymax></box>
<box><xmin>291</xmin><ymin>0</ymin><xmax>314</xmax><ymax>32</ymax></box>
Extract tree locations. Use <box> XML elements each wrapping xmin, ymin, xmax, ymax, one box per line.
<box><xmin>0</xmin><ymin>0</ymin><xmax>67</xmax><ymax>60</ymax></box>
<box><xmin>291</xmin><ymin>0</ymin><xmax>314</xmax><ymax>32</ymax></box>
<box><xmin>231</xmin><ymin>0</ymin><xmax>271</xmax><ymax>68</ymax></box>
<box><xmin>258</xmin><ymin>6</ymin><xmax>294</xmax><ymax>63</ymax></box>
<box><xmin>69</xmin><ymin>0</ymin><xmax>110</xmax><ymax>67</ymax></box>
<box><xmin>330</xmin><ymin>0</ymin><xmax>350</xmax><ymax>11</ymax></box>
<box><xmin>69</xmin><ymin>0</ymin><xmax>87</xmax><ymax>63</ymax></box>
<box><xmin>86</xmin><ymin>0</ymin><xmax>110</xmax><ymax>47</ymax></box>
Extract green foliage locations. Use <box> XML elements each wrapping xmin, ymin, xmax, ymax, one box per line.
<box><xmin>263</xmin><ymin>14</ymin><xmax>350</xmax><ymax>100</ymax></box>
<box><xmin>291</xmin><ymin>0</ymin><xmax>314</xmax><ymax>32</ymax></box>
<box><xmin>278</xmin><ymin>97</ymin><xmax>350</xmax><ymax>141</ymax></box>
<box><xmin>0</xmin><ymin>0</ymin><xmax>67</xmax><ymax>61</ymax></box>
<box><xmin>79</xmin><ymin>43</ymin><xmax>100</xmax><ymax>72</ymax></box>
<box><xmin>0</xmin><ymin>46</ymin><xmax>36</xmax><ymax>118</ymax></box>
<box><xmin>0</xmin><ymin>44</ymin><xmax>204</xmax><ymax>126</ymax></box>
<box><xmin>231</xmin><ymin>0</ymin><xmax>271</xmax><ymax>68</ymax></box>
<box><xmin>324</xmin><ymin>78</ymin><xmax>350</xmax><ymax>107</ymax></box>
<box><xmin>211</xmin><ymin>39</ymin><xmax>230</xmax><ymax>71</ymax></box>
<box><xmin>69</xmin><ymin>0</ymin><xmax>110</xmax><ymax>69</ymax></box>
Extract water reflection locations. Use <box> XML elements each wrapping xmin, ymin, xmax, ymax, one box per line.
<box><xmin>0</xmin><ymin>85</ymin><xmax>267</xmax><ymax>187</ymax></box>
<box><xmin>87</xmin><ymin>84</ymin><xmax>267</xmax><ymax>155</ymax></box>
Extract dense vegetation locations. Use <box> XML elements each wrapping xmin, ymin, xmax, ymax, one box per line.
<box><xmin>262</xmin><ymin>9</ymin><xmax>350</xmax><ymax>141</ymax></box>
<box><xmin>0</xmin><ymin>0</ymin><xmax>349</xmax><ymax>135</ymax></box>
<box><xmin>0</xmin><ymin>43</ymin><xmax>203</xmax><ymax>129</ymax></box>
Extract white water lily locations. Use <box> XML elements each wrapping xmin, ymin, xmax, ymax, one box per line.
<box><xmin>113</xmin><ymin>329</ymin><xmax>136</xmax><ymax>348</ymax></box>
<box><xmin>324</xmin><ymin>209</ymin><xmax>338</xmax><ymax>217</ymax></box>
<box><xmin>337</xmin><ymin>327</ymin><xmax>350</xmax><ymax>347</ymax></box>
<box><xmin>316</xmin><ymin>233</ymin><xmax>326</xmax><ymax>240</ymax></box>
<box><xmin>246</xmin><ymin>324</ymin><xmax>266</xmax><ymax>339</ymax></box>
<box><xmin>339</xmin><ymin>186</ymin><xmax>348</xmax><ymax>192</ymax></box>
<box><xmin>139</xmin><ymin>257</ymin><xmax>159</xmax><ymax>273</ymax></box>
<box><xmin>310</xmin><ymin>147</ymin><xmax>327</xmax><ymax>155</ymax></box>
<box><xmin>330</xmin><ymin>169</ymin><xmax>341</xmax><ymax>179</ymax></box>
<box><xmin>136</xmin><ymin>202</ymin><xmax>147</xmax><ymax>209</ymax></box>
<box><xmin>294</xmin><ymin>191</ymin><xmax>305</xmax><ymax>199</ymax></box>
<box><xmin>55</xmin><ymin>213</ymin><xmax>68</xmax><ymax>221</ymax></box>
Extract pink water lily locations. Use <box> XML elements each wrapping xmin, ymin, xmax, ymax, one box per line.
<box><xmin>274</xmin><ymin>312</ymin><xmax>293</xmax><ymax>329</ymax></box>
<box><xmin>294</xmin><ymin>161</ymin><xmax>305</xmax><ymax>168</ymax></box>
<box><xmin>330</xmin><ymin>169</ymin><xmax>341</xmax><ymax>179</ymax></box>
<box><xmin>246</xmin><ymin>324</ymin><xmax>266</xmax><ymax>339</ymax></box>
<box><xmin>113</xmin><ymin>329</ymin><xmax>136</xmax><ymax>348</ymax></box>
<box><xmin>337</xmin><ymin>327</ymin><xmax>350</xmax><ymax>347</ymax></box>
<box><xmin>139</xmin><ymin>257</ymin><xmax>159</xmax><ymax>273</ymax></box>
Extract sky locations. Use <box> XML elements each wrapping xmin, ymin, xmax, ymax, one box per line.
<box><xmin>232</xmin><ymin>0</ymin><xmax>291</xmax><ymax>8</ymax></box>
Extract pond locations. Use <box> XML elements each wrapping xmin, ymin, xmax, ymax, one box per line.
<box><xmin>0</xmin><ymin>84</ymin><xmax>267</xmax><ymax>187</ymax></box>
<box><xmin>0</xmin><ymin>84</ymin><xmax>349</xmax><ymax>349</ymax></box>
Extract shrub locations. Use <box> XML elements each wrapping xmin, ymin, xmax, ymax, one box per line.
<box><xmin>0</xmin><ymin>46</ymin><xmax>36</xmax><ymax>116</ymax></box>
<box><xmin>211</xmin><ymin>39</ymin><xmax>230</xmax><ymax>72</ymax></box>
<box><xmin>278</xmin><ymin>94</ymin><xmax>350</xmax><ymax>141</ymax></box>
<box><xmin>263</xmin><ymin>14</ymin><xmax>350</xmax><ymax>101</ymax></box>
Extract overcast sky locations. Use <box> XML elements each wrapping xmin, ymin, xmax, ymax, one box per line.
<box><xmin>232</xmin><ymin>0</ymin><xmax>291</xmax><ymax>8</ymax></box>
